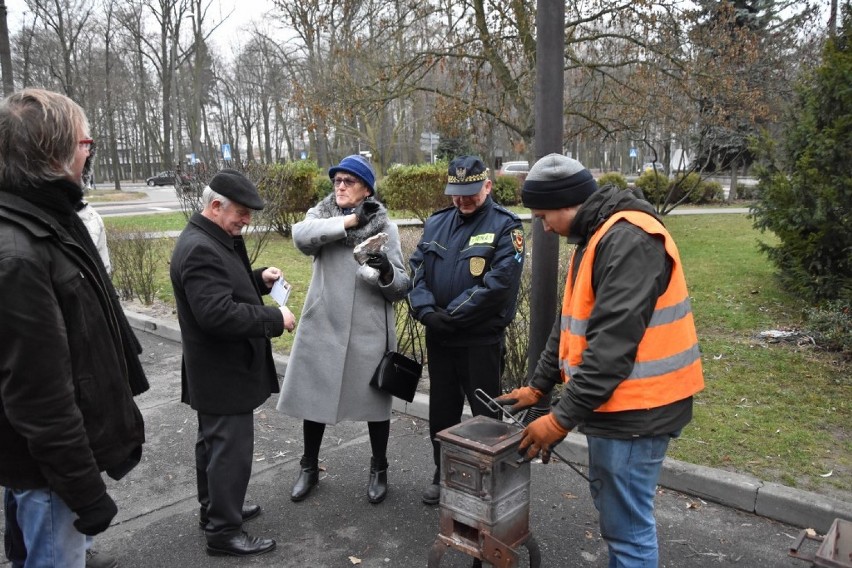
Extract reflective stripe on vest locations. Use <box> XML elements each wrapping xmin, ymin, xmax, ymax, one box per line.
<box><xmin>558</xmin><ymin>210</ymin><xmax>704</xmax><ymax>412</ymax></box>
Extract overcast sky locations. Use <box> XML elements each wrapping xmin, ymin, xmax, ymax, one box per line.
<box><xmin>2</xmin><ymin>0</ymin><xmax>272</xmax><ymax>54</ymax></box>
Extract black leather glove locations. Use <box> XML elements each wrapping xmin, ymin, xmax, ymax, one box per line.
<box><xmin>365</xmin><ymin>252</ymin><xmax>392</xmax><ymax>278</ymax></box>
<box><xmin>354</xmin><ymin>200</ymin><xmax>381</xmax><ymax>227</ymax></box>
<box><xmin>422</xmin><ymin>310</ymin><xmax>456</xmax><ymax>334</ymax></box>
<box><xmin>73</xmin><ymin>492</ymin><xmax>118</xmax><ymax>536</ymax></box>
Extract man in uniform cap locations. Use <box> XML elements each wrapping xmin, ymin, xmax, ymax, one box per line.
<box><xmin>170</xmin><ymin>169</ymin><xmax>296</xmax><ymax>557</ymax></box>
<box><xmin>409</xmin><ymin>155</ymin><xmax>526</xmax><ymax>505</ymax></box>
<box><xmin>496</xmin><ymin>153</ymin><xmax>704</xmax><ymax>566</ymax></box>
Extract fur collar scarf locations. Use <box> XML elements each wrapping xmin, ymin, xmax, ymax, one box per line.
<box><xmin>314</xmin><ymin>192</ymin><xmax>388</xmax><ymax>247</ymax></box>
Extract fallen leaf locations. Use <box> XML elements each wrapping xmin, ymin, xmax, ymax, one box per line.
<box><xmin>686</xmin><ymin>501</ymin><xmax>702</xmax><ymax>510</ymax></box>
<box><xmin>584</xmin><ymin>530</ymin><xmax>595</xmax><ymax>539</ymax></box>
<box><xmin>805</xmin><ymin>528</ymin><xmax>817</xmax><ymax>538</ymax></box>
<box><xmin>561</xmin><ymin>492</ymin><xmax>578</xmax><ymax>500</ymax></box>
<box><xmin>348</xmin><ymin>556</ymin><xmax>362</xmax><ymax>565</ymax></box>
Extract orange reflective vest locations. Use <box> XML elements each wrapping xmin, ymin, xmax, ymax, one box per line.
<box><xmin>559</xmin><ymin>211</ymin><xmax>704</xmax><ymax>412</ymax></box>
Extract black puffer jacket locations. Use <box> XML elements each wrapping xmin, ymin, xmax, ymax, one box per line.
<box><xmin>529</xmin><ymin>185</ymin><xmax>693</xmax><ymax>438</ymax></box>
<box><xmin>0</xmin><ymin>187</ymin><xmax>146</xmax><ymax>511</ymax></box>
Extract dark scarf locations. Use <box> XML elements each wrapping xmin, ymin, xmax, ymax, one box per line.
<box><xmin>4</xmin><ymin>179</ymin><xmax>150</xmax><ymax>395</ymax></box>
<box><xmin>314</xmin><ymin>193</ymin><xmax>388</xmax><ymax>247</ymax></box>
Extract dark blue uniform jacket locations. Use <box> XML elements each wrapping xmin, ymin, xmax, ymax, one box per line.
<box><xmin>409</xmin><ymin>196</ymin><xmax>525</xmax><ymax>346</ymax></box>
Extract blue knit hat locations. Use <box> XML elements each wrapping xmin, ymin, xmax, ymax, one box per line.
<box><xmin>328</xmin><ymin>155</ymin><xmax>376</xmax><ymax>195</ymax></box>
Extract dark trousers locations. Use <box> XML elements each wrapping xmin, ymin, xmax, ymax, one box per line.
<box><xmin>196</xmin><ymin>412</ymin><xmax>254</xmax><ymax>538</ymax></box>
<box><xmin>426</xmin><ymin>338</ymin><xmax>502</xmax><ymax>479</ymax></box>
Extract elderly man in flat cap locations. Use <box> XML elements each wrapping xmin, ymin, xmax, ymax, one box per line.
<box><xmin>409</xmin><ymin>155</ymin><xmax>525</xmax><ymax>505</ymax></box>
<box><xmin>170</xmin><ymin>168</ymin><xmax>296</xmax><ymax>557</ymax></box>
<box><xmin>496</xmin><ymin>153</ymin><xmax>704</xmax><ymax>567</ymax></box>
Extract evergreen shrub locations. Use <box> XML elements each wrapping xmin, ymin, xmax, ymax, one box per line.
<box><xmin>492</xmin><ymin>175</ymin><xmax>520</xmax><ymax>205</ymax></box>
<box><xmin>379</xmin><ymin>162</ymin><xmax>449</xmax><ymax>222</ymax></box>
<box><xmin>597</xmin><ymin>172</ymin><xmax>628</xmax><ymax>190</ymax></box>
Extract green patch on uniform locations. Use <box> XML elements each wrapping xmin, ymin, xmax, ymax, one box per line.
<box><xmin>468</xmin><ymin>233</ymin><xmax>495</xmax><ymax>246</ymax></box>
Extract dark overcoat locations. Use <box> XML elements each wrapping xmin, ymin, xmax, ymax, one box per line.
<box><xmin>169</xmin><ymin>213</ymin><xmax>284</xmax><ymax>414</ymax></box>
<box><xmin>0</xmin><ymin>188</ymin><xmax>145</xmax><ymax>510</ymax></box>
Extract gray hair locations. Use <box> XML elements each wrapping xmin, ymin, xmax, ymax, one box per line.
<box><xmin>0</xmin><ymin>88</ymin><xmax>89</xmax><ymax>189</ymax></box>
<box><xmin>202</xmin><ymin>185</ymin><xmax>232</xmax><ymax>209</ymax></box>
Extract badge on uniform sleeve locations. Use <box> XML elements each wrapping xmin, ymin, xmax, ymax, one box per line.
<box><xmin>511</xmin><ymin>229</ymin><xmax>525</xmax><ymax>254</ymax></box>
<box><xmin>470</xmin><ymin>257</ymin><xmax>486</xmax><ymax>276</ymax></box>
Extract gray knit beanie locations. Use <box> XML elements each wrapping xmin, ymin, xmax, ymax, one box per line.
<box><xmin>521</xmin><ymin>153</ymin><xmax>598</xmax><ymax>210</ymax></box>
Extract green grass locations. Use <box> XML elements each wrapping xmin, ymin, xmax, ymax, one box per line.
<box><xmin>105</xmin><ymin>212</ymin><xmax>188</xmax><ymax>232</ymax></box>
<box><xmin>109</xmin><ymin>211</ymin><xmax>851</xmax><ymax>499</ymax></box>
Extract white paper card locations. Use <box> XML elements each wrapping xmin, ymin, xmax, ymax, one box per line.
<box><xmin>270</xmin><ymin>277</ymin><xmax>291</xmax><ymax>307</ymax></box>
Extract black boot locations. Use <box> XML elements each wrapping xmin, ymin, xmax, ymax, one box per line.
<box><xmin>367</xmin><ymin>457</ymin><xmax>388</xmax><ymax>504</ymax></box>
<box><xmin>291</xmin><ymin>457</ymin><xmax>319</xmax><ymax>502</ymax></box>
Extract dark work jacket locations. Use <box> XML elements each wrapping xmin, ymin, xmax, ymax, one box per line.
<box><xmin>169</xmin><ymin>212</ymin><xmax>284</xmax><ymax>414</ymax></box>
<box><xmin>0</xmin><ymin>190</ymin><xmax>146</xmax><ymax>511</ymax></box>
<box><xmin>529</xmin><ymin>185</ymin><xmax>693</xmax><ymax>438</ymax></box>
<box><xmin>409</xmin><ymin>196</ymin><xmax>525</xmax><ymax>346</ymax></box>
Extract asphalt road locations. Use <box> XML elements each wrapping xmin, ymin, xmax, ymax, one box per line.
<box><xmin>11</xmin><ymin>328</ymin><xmax>825</xmax><ymax>568</ymax></box>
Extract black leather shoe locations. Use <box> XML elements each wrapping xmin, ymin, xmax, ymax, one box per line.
<box><xmin>198</xmin><ymin>503</ymin><xmax>262</xmax><ymax>529</ymax></box>
<box><xmin>291</xmin><ymin>457</ymin><xmax>319</xmax><ymax>502</ymax></box>
<box><xmin>367</xmin><ymin>457</ymin><xmax>388</xmax><ymax>504</ymax></box>
<box><xmin>422</xmin><ymin>483</ymin><xmax>440</xmax><ymax>505</ymax></box>
<box><xmin>206</xmin><ymin>531</ymin><xmax>276</xmax><ymax>557</ymax></box>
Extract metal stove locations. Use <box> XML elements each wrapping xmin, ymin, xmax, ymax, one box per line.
<box><xmin>427</xmin><ymin>415</ymin><xmax>540</xmax><ymax>567</ymax></box>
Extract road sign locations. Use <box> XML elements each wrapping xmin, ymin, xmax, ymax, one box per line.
<box><xmin>419</xmin><ymin>132</ymin><xmax>439</xmax><ymax>153</ymax></box>
<box><xmin>222</xmin><ymin>143</ymin><xmax>232</xmax><ymax>161</ymax></box>
<box><xmin>629</xmin><ymin>147</ymin><xmax>637</xmax><ymax>158</ymax></box>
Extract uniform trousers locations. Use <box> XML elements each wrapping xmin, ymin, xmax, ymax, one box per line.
<box><xmin>426</xmin><ymin>337</ymin><xmax>502</xmax><ymax>480</ymax></box>
<box><xmin>195</xmin><ymin>412</ymin><xmax>254</xmax><ymax>539</ymax></box>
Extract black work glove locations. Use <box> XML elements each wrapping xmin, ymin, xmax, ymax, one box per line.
<box><xmin>365</xmin><ymin>252</ymin><xmax>392</xmax><ymax>278</ymax></box>
<box><xmin>354</xmin><ymin>200</ymin><xmax>381</xmax><ymax>227</ymax></box>
<box><xmin>73</xmin><ymin>492</ymin><xmax>118</xmax><ymax>536</ymax></box>
<box><xmin>421</xmin><ymin>310</ymin><xmax>456</xmax><ymax>334</ymax></box>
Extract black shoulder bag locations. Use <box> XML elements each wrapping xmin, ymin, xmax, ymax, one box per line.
<box><xmin>369</xmin><ymin>301</ymin><xmax>423</xmax><ymax>402</ymax></box>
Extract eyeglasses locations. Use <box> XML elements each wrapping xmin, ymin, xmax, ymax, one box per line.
<box><xmin>78</xmin><ymin>138</ymin><xmax>94</xmax><ymax>151</ymax></box>
<box><xmin>332</xmin><ymin>176</ymin><xmax>360</xmax><ymax>188</ymax></box>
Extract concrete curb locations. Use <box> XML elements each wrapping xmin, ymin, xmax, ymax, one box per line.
<box><xmin>124</xmin><ymin>309</ymin><xmax>852</xmax><ymax>533</ymax></box>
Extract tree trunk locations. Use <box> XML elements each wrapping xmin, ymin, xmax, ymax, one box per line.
<box><xmin>728</xmin><ymin>158</ymin><xmax>739</xmax><ymax>202</ymax></box>
<box><xmin>0</xmin><ymin>0</ymin><xmax>14</xmax><ymax>95</ymax></box>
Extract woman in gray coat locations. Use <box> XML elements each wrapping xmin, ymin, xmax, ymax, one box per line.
<box><xmin>277</xmin><ymin>155</ymin><xmax>410</xmax><ymax>504</ymax></box>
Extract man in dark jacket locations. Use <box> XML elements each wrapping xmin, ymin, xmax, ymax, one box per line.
<box><xmin>170</xmin><ymin>169</ymin><xmax>295</xmax><ymax>557</ymax></box>
<box><xmin>0</xmin><ymin>89</ymin><xmax>147</xmax><ymax>567</ymax></box>
<box><xmin>496</xmin><ymin>153</ymin><xmax>704</xmax><ymax>567</ymax></box>
<box><xmin>409</xmin><ymin>155</ymin><xmax>525</xmax><ymax>505</ymax></box>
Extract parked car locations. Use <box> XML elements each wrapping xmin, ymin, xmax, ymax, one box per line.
<box><xmin>497</xmin><ymin>160</ymin><xmax>530</xmax><ymax>179</ymax></box>
<box><xmin>639</xmin><ymin>161</ymin><xmax>666</xmax><ymax>175</ymax></box>
<box><xmin>146</xmin><ymin>170</ymin><xmax>191</xmax><ymax>187</ymax></box>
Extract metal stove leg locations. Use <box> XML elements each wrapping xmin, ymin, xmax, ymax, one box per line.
<box><xmin>427</xmin><ymin>538</ymin><xmax>448</xmax><ymax>567</ymax></box>
<box><xmin>524</xmin><ymin>535</ymin><xmax>541</xmax><ymax>568</ymax></box>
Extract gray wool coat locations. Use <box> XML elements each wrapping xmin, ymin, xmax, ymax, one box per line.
<box><xmin>277</xmin><ymin>202</ymin><xmax>410</xmax><ymax>424</ymax></box>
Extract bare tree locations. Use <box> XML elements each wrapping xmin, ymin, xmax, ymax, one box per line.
<box><xmin>0</xmin><ymin>0</ymin><xmax>14</xmax><ymax>94</ymax></box>
<box><xmin>24</xmin><ymin>0</ymin><xmax>93</xmax><ymax>99</ymax></box>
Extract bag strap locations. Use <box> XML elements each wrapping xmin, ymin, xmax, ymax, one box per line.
<box><xmin>383</xmin><ymin>302</ymin><xmax>390</xmax><ymax>352</ymax></box>
<box><xmin>382</xmin><ymin>298</ymin><xmax>424</xmax><ymax>364</ymax></box>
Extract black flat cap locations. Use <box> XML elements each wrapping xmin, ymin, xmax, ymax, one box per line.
<box><xmin>209</xmin><ymin>168</ymin><xmax>265</xmax><ymax>210</ymax></box>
